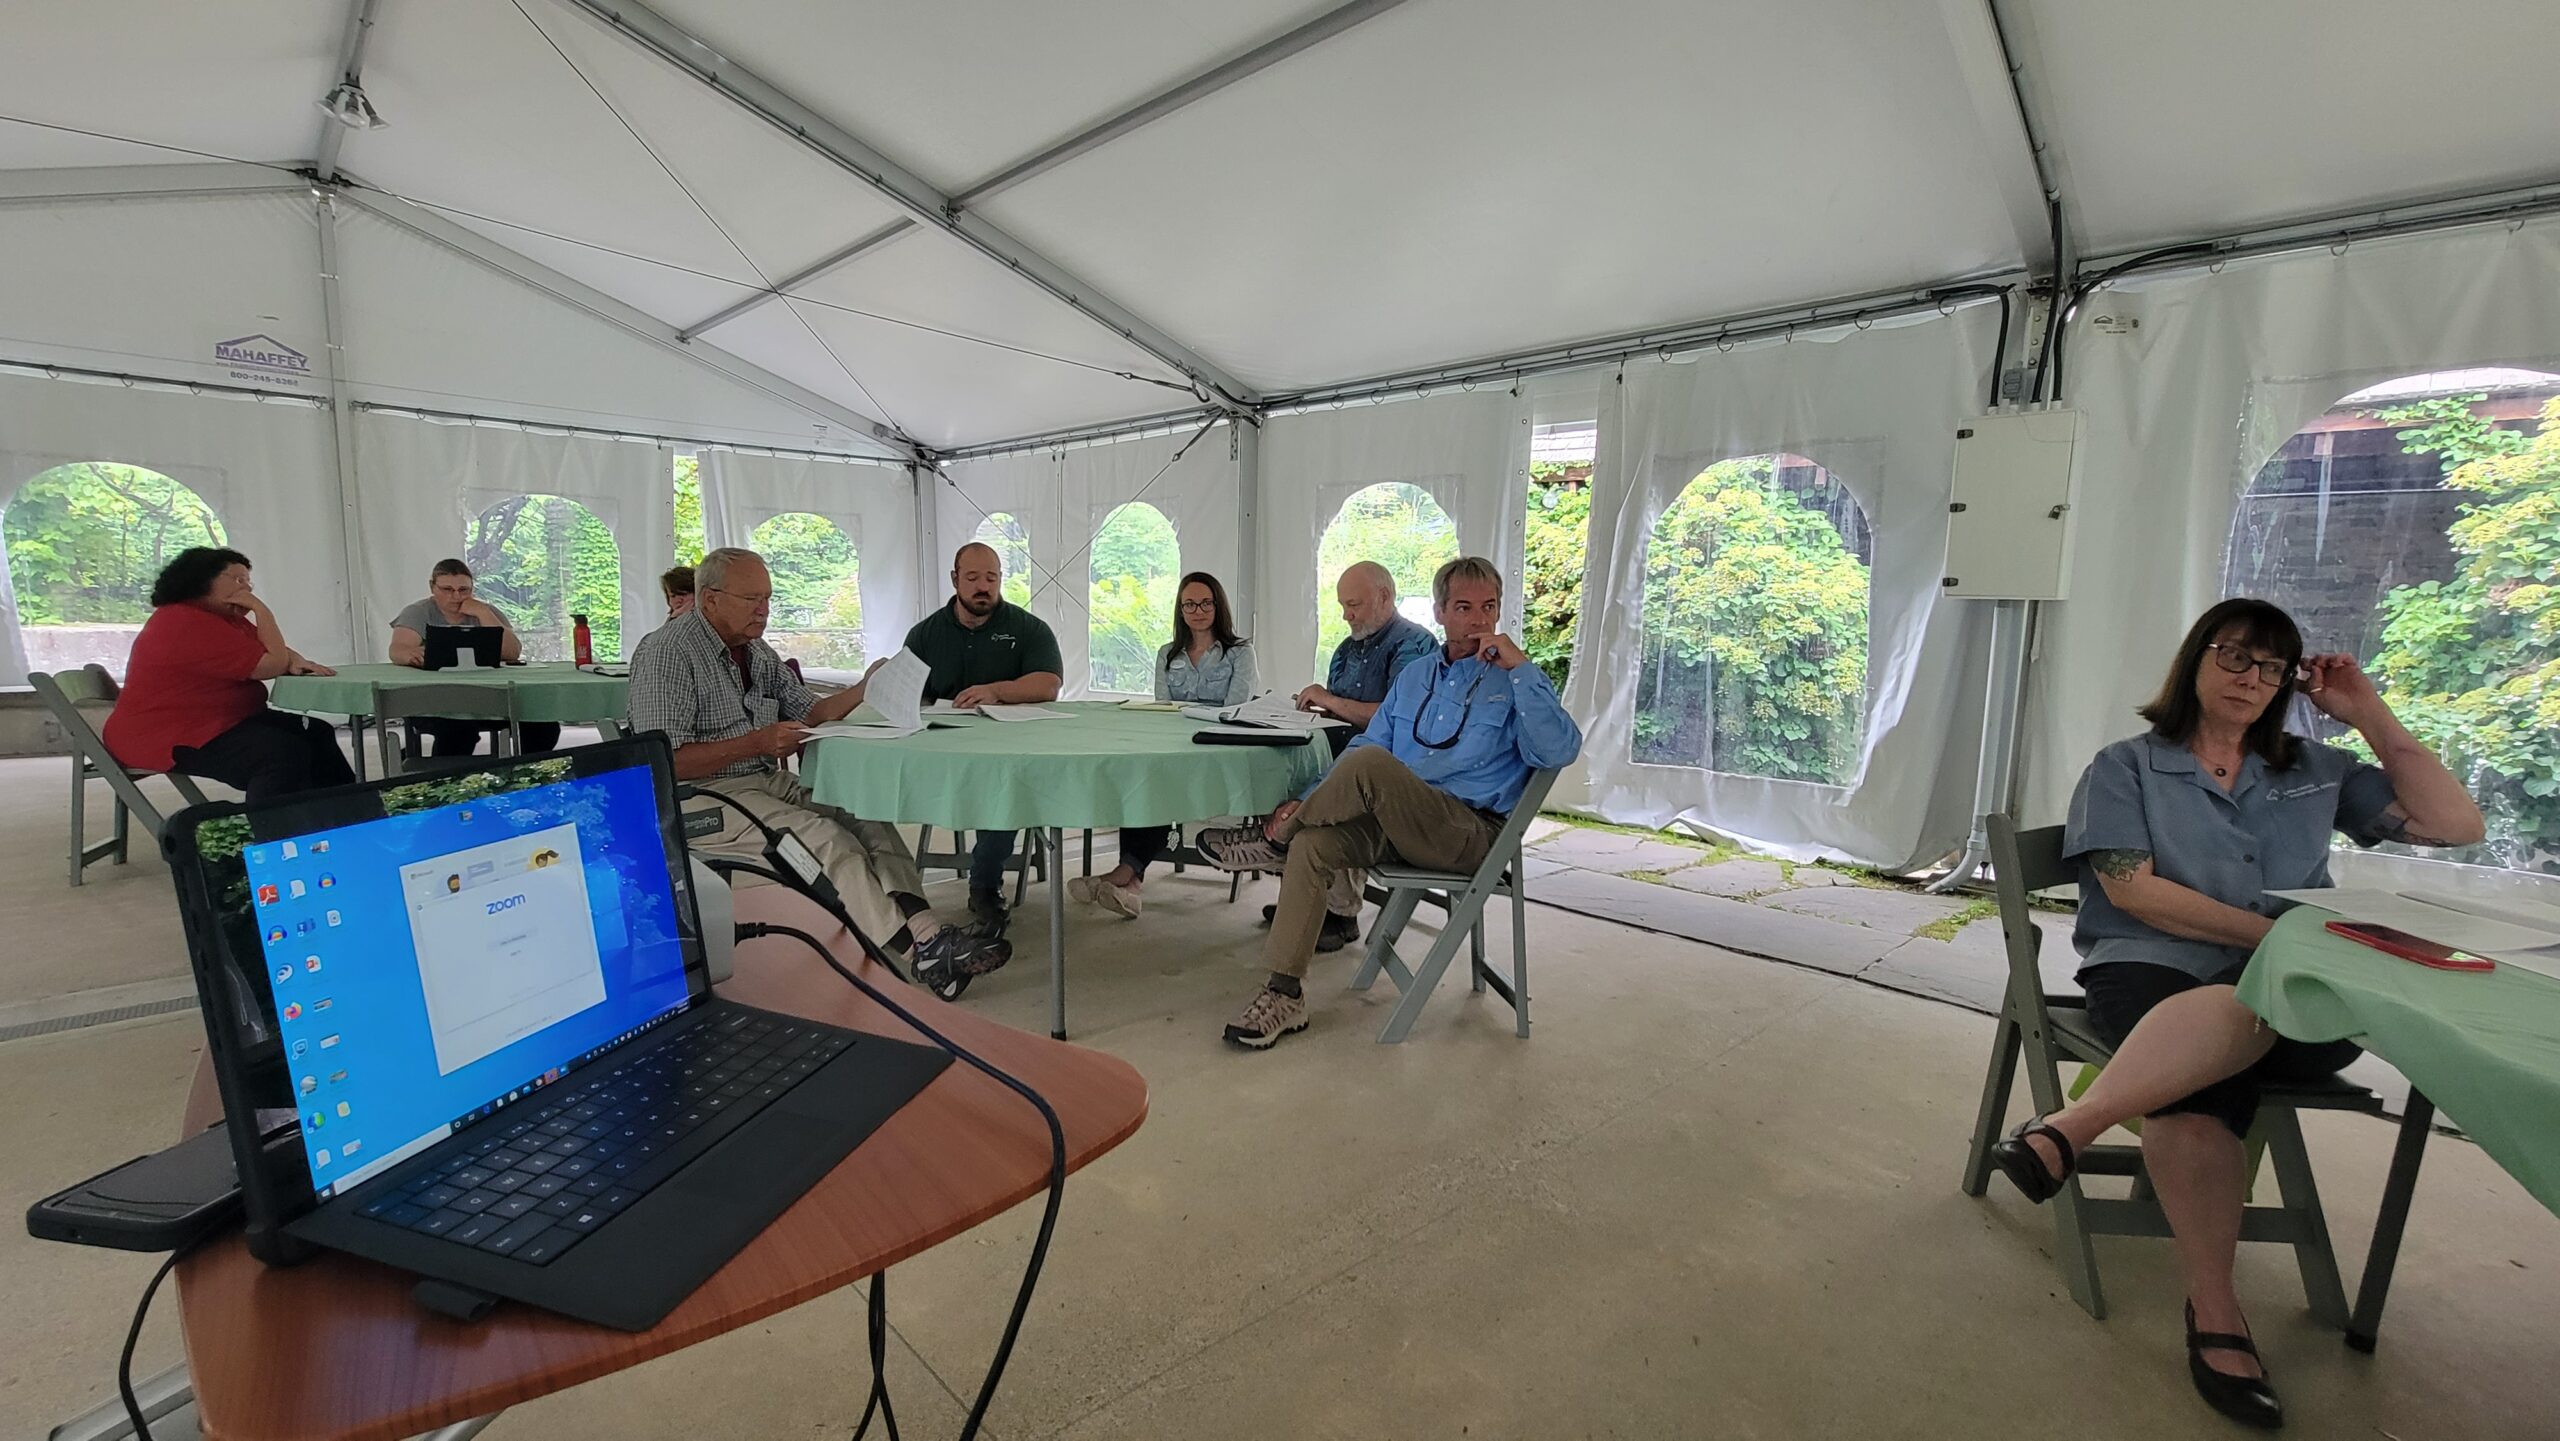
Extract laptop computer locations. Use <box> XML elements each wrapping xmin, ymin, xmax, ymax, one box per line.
<box><xmin>423</xmin><ymin>624</ymin><xmax>504</xmax><ymax>670</ymax></box>
<box><xmin>163</xmin><ymin>733</ymin><xmax>950</xmax><ymax>1331</ymax></box>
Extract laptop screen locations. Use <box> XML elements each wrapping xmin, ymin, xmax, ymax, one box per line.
<box><xmin>238</xmin><ymin>759</ymin><xmax>694</xmax><ymax>1198</ymax></box>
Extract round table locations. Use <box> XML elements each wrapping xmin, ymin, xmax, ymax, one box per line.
<box><xmin>2239</xmin><ymin>906</ymin><xmax>2560</xmax><ymax>1347</ymax></box>
<box><xmin>799</xmin><ymin>701</ymin><xmax>1332</xmax><ymax>1036</ymax></box>
<box><xmin>271</xmin><ymin>663</ymin><xmax>631</xmax><ymax>777</ymax></box>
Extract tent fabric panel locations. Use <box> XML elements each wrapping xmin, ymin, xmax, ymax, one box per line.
<box><xmin>699</xmin><ymin>450</ymin><xmax>921</xmax><ymax>667</ymax></box>
<box><xmin>0</xmin><ymin>373</ymin><xmax>349</xmax><ymax>668</ymax></box>
<box><xmin>0</xmin><ymin>191</ymin><xmax>326</xmax><ymax>393</ymax></box>
<box><xmin>1566</xmin><ymin>308</ymin><xmax>1998</xmax><ymax>868</ymax></box>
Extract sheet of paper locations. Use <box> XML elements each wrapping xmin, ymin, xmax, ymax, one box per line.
<box><xmin>2269</xmin><ymin>887</ymin><xmax>2560</xmax><ymax>954</ymax></box>
<box><xmin>863</xmin><ymin>648</ymin><xmax>930</xmax><ymax>732</ymax></box>
<box><xmin>1118</xmin><ymin>699</ymin><xmax>1185</xmax><ymax>711</ymax></box>
<box><xmin>1182</xmin><ymin>696</ymin><xmax>1343</xmax><ymax>731</ymax></box>
<box><xmin>975</xmin><ymin>704</ymin><xmax>1067</xmax><ymax>721</ymax></box>
<box><xmin>801</xmin><ymin>722</ymin><xmax>917</xmax><ymax>741</ymax></box>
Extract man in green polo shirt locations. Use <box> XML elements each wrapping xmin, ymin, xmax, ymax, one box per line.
<box><xmin>904</xmin><ymin>540</ymin><xmax>1063</xmax><ymax>934</ymax></box>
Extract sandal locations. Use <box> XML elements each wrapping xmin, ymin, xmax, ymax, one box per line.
<box><xmin>1989</xmin><ymin>1114</ymin><xmax>2078</xmax><ymax>1203</ymax></box>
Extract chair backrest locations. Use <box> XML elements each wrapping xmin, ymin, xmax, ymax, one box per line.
<box><xmin>1488</xmin><ymin>768</ymin><xmax>1563</xmax><ymax>880</ymax></box>
<box><xmin>29</xmin><ymin>667</ymin><xmax>119</xmax><ymax>758</ymax></box>
<box><xmin>1986</xmin><ymin>813</ymin><xmax>2073</xmax><ymax>1017</ymax></box>
<box><xmin>45</xmin><ymin>662</ymin><xmax>120</xmax><ymax>705</ymax></box>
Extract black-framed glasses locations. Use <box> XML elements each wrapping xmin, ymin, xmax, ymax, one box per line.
<box><xmin>1177</xmin><ymin>599</ymin><xmax>1217</xmax><ymax>612</ymax></box>
<box><xmin>1411</xmin><ymin>659</ymin><xmax>1491</xmax><ymax>750</ymax></box>
<box><xmin>2204</xmin><ymin>642</ymin><xmax>2301</xmax><ymax>686</ymax></box>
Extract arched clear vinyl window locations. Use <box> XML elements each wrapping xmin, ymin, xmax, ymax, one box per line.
<box><xmin>750</xmin><ymin>512</ymin><xmax>863</xmax><ymax>668</ymax></box>
<box><xmin>3</xmin><ymin>461</ymin><xmax>226</xmax><ymax>678</ymax></box>
<box><xmin>1315</xmin><ymin>483</ymin><xmax>1457</xmax><ymax>663</ymax></box>
<box><xmin>467</xmin><ymin>495</ymin><xmax>623</xmax><ymax>661</ymax></box>
<box><xmin>1088</xmin><ymin>501</ymin><xmax>1179</xmax><ymax>694</ymax></box>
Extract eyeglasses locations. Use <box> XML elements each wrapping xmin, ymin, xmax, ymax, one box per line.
<box><xmin>2204</xmin><ymin>642</ymin><xmax>2301</xmax><ymax>686</ymax></box>
<box><xmin>1411</xmin><ymin>658</ymin><xmax>1491</xmax><ymax>750</ymax></box>
<box><xmin>1178</xmin><ymin>599</ymin><xmax>1217</xmax><ymax>612</ymax></box>
<box><xmin>709</xmin><ymin>586</ymin><xmax>772</xmax><ymax>611</ymax></box>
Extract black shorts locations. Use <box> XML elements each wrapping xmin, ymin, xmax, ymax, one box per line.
<box><xmin>2079</xmin><ymin>961</ymin><xmax>2362</xmax><ymax>1139</ymax></box>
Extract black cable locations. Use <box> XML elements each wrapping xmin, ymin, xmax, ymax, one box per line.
<box><xmin>1985</xmin><ymin>287</ymin><xmax>2013</xmax><ymax>410</ymax></box>
<box><xmin>679</xmin><ymin>786</ymin><xmax>917</xmax><ymax>983</ymax></box>
<box><xmin>2031</xmin><ymin>198</ymin><xmax>2064</xmax><ymax>403</ymax></box>
<box><xmin>118</xmin><ymin>1243</ymin><xmax>194</xmax><ymax>1441</ymax></box>
<box><xmin>739</xmin><ymin>921</ymin><xmax>1066</xmax><ymax>1441</ymax></box>
<box><xmin>851</xmin><ymin>1269</ymin><xmax>901</xmax><ymax>1441</ymax></box>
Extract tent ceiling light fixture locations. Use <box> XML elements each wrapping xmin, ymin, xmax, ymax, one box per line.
<box><xmin>317</xmin><ymin>81</ymin><xmax>386</xmax><ymax>132</ymax></box>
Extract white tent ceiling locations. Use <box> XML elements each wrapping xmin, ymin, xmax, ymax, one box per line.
<box><xmin>4</xmin><ymin>0</ymin><xmax>2557</xmax><ymax>451</ymax></box>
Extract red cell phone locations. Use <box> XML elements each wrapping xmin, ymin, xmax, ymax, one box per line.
<box><xmin>2325</xmin><ymin>921</ymin><xmax>2498</xmax><ymax>972</ymax></box>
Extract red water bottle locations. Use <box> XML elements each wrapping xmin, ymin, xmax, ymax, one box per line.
<box><xmin>571</xmin><ymin>613</ymin><xmax>594</xmax><ymax>668</ymax></box>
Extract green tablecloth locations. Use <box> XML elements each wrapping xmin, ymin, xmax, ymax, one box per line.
<box><xmin>269</xmin><ymin>663</ymin><xmax>630</xmax><ymax>724</ymax></box>
<box><xmin>2240</xmin><ymin>907</ymin><xmax>2560</xmax><ymax>1216</ymax></box>
<box><xmin>798</xmin><ymin>701</ymin><xmax>1329</xmax><ymax>831</ymax></box>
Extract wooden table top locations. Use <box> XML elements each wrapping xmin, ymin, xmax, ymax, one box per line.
<box><xmin>174</xmin><ymin>888</ymin><xmax>1149</xmax><ymax>1441</ymax></box>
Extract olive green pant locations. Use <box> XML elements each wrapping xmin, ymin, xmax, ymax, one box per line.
<box><xmin>1265</xmin><ymin>747</ymin><xmax>1498</xmax><ymax>979</ymax></box>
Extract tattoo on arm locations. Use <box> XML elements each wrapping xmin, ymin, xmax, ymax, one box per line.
<box><xmin>2090</xmin><ymin>849</ymin><xmax>2152</xmax><ymax>881</ymax></box>
<box><xmin>2372</xmin><ymin>802</ymin><xmax>2454</xmax><ymax>848</ymax></box>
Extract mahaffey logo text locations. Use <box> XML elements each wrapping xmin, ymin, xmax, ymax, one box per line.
<box><xmin>214</xmin><ymin>334</ymin><xmax>310</xmax><ymax>378</ymax></box>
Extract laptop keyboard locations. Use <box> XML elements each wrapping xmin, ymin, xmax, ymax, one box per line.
<box><xmin>355</xmin><ymin>1009</ymin><xmax>853</xmax><ymax>1267</ymax></box>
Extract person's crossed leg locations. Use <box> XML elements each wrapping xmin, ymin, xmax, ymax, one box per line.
<box><xmin>1204</xmin><ymin>747</ymin><xmax>1498</xmax><ymax>1048</ymax></box>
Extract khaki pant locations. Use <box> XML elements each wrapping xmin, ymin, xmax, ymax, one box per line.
<box><xmin>1265</xmin><ymin>747</ymin><xmax>1499</xmax><ymax>979</ymax></box>
<box><xmin>695</xmin><ymin>769</ymin><xmax>928</xmax><ymax>957</ymax></box>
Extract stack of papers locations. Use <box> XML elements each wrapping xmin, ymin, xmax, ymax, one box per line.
<box><xmin>1180</xmin><ymin>696</ymin><xmax>1346</xmax><ymax>732</ymax></box>
<box><xmin>2273</xmin><ymin>887</ymin><xmax>2560</xmax><ymax>980</ymax></box>
<box><xmin>1117</xmin><ymin>699</ymin><xmax>1186</xmax><ymax>712</ymax></box>
<box><xmin>926</xmin><ymin>700</ymin><xmax>1068</xmax><ymax>721</ymax></box>
<box><xmin>805</xmin><ymin>649</ymin><xmax>931</xmax><ymax>740</ymax></box>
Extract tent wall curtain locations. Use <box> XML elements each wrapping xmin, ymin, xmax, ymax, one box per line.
<box><xmin>2020</xmin><ymin>218</ymin><xmax>2560</xmax><ymax>840</ymax></box>
<box><xmin>1258</xmin><ymin>390</ymin><xmax>1531</xmax><ymax>690</ymax></box>
<box><xmin>351</xmin><ymin>413</ymin><xmax>669</xmax><ymax>660</ymax></box>
<box><xmin>936</xmin><ymin>425</ymin><xmax>1244</xmax><ymax>697</ymax></box>
<box><xmin>0</xmin><ymin>374</ymin><xmax>346</xmax><ymax>671</ymax></box>
<box><xmin>1566</xmin><ymin>307</ymin><xmax>2000</xmax><ymax>868</ymax></box>
<box><xmin>699</xmin><ymin>450</ymin><xmax>919</xmax><ymax>665</ymax></box>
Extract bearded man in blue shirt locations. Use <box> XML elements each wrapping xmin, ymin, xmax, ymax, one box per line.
<box><xmin>1201</xmin><ymin>556</ymin><xmax>1583</xmax><ymax>1049</ymax></box>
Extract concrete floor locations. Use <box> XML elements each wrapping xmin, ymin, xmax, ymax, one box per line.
<box><xmin>2</xmin><ymin>755</ymin><xmax>2555</xmax><ymax>1439</ymax></box>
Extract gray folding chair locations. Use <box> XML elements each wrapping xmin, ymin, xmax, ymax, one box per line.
<box><xmin>1960</xmin><ymin>813</ymin><xmax>2375</xmax><ymax>1323</ymax></box>
<box><xmin>1347</xmin><ymin>768</ymin><xmax>1559</xmax><ymax>1044</ymax></box>
<box><xmin>28</xmin><ymin>665</ymin><xmax>209</xmax><ymax>884</ymax></box>
<box><xmin>371</xmin><ymin>683</ymin><xmax>521</xmax><ymax>777</ymax></box>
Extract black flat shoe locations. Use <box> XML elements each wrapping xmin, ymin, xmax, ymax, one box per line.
<box><xmin>1989</xmin><ymin>1114</ymin><xmax>2078</xmax><ymax>1203</ymax></box>
<box><xmin>2186</xmin><ymin>1302</ymin><xmax>2284</xmax><ymax>1430</ymax></box>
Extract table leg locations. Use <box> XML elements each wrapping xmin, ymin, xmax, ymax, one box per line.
<box><xmin>348</xmin><ymin>714</ymin><xmax>369</xmax><ymax>782</ymax></box>
<box><xmin>1047</xmin><ymin>826</ymin><xmax>1068</xmax><ymax>1040</ymax></box>
<box><xmin>2347</xmin><ymin>1088</ymin><xmax>2435</xmax><ymax>1353</ymax></box>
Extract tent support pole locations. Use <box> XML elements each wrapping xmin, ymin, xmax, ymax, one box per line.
<box><xmin>1931</xmin><ymin>598</ymin><xmax>2036</xmax><ymax>893</ymax></box>
<box><xmin>315</xmin><ymin>194</ymin><xmax>372</xmax><ymax>658</ymax></box>
<box><xmin>1232</xmin><ymin>421</ymin><xmax>1260</xmax><ymax>639</ymax></box>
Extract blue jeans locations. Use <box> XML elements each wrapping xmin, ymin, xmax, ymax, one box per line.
<box><xmin>970</xmin><ymin>828</ymin><xmax>1017</xmax><ymax>896</ymax></box>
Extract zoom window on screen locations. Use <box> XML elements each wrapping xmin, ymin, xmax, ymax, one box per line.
<box><xmin>240</xmin><ymin>763</ymin><xmax>693</xmax><ymax>1197</ymax></box>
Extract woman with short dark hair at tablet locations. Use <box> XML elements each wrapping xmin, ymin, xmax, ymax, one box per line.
<box><xmin>104</xmin><ymin>547</ymin><xmax>355</xmax><ymax>804</ymax></box>
<box><xmin>1990</xmin><ymin>597</ymin><xmax>2481</xmax><ymax>1429</ymax></box>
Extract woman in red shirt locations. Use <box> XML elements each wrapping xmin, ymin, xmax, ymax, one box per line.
<box><xmin>103</xmin><ymin>547</ymin><xmax>355</xmax><ymax>803</ymax></box>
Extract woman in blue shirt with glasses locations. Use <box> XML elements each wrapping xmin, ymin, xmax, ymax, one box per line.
<box><xmin>1069</xmin><ymin>571</ymin><xmax>1258</xmax><ymax>918</ymax></box>
<box><xmin>1992</xmin><ymin>597</ymin><xmax>2482</xmax><ymax>1430</ymax></box>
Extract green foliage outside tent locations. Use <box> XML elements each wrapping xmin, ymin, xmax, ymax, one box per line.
<box><xmin>1089</xmin><ymin>503</ymin><xmax>1180</xmax><ymax>693</ymax></box>
<box><xmin>5</xmin><ymin>462</ymin><xmax>225</xmax><ymax>624</ymax></box>
<box><xmin>467</xmin><ymin>496</ymin><xmax>622</xmax><ymax>662</ymax></box>
<box><xmin>1632</xmin><ymin>456</ymin><xmax>1871</xmax><ymax>785</ymax></box>
<box><xmin>2360</xmin><ymin>394</ymin><xmax>2560</xmax><ymax>873</ymax></box>
<box><xmin>751</xmin><ymin>511</ymin><xmax>864</xmax><ymax>668</ymax></box>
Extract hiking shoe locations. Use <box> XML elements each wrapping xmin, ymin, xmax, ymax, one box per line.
<box><xmin>1198</xmin><ymin>824</ymin><xmax>1288</xmax><ymax>873</ymax></box>
<box><xmin>1258</xmin><ymin>903</ymin><xmax>1358</xmax><ymax>951</ymax></box>
<box><xmin>1222</xmin><ymin>985</ymin><xmax>1309</xmax><ymax>1049</ymax></box>
<box><xmin>1069</xmin><ymin>874</ymin><xmax>1142</xmax><ymax>919</ymax></box>
<box><xmin>964</xmin><ymin>888</ymin><xmax>1010</xmax><ymax>939</ymax></box>
<box><xmin>916</xmin><ymin>926</ymin><xmax>1011</xmax><ymax>981</ymax></box>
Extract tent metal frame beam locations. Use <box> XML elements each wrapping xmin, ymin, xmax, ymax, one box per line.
<box><xmin>937</xmin><ymin>404</ymin><xmax>1232</xmax><ymax>464</ymax></box>
<box><xmin>1936</xmin><ymin>0</ymin><xmax>2055</xmax><ymax>274</ymax></box>
<box><xmin>675</xmin><ymin>0</ymin><xmax>1415</xmax><ymax>343</ymax></box>
<box><xmin>0</xmin><ymin>162</ymin><xmax>308</xmax><ymax>206</ymax></box>
<box><xmin>551</xmin><ymin>0</ymin><xmax>1259</xmax><ymax>414</ymax></box>
<box><xmin>312</xmin><ymin>0</ymin><xmax>386</xmax><ymax>183</ymax></box>
<box><xmin>353</xmin><ymin>400</ymin><xmax>907</xmax><ymax>466</ymax></box>
<box><xmin>333</xmin><ymin>181</ymin><xmax>924</xmax><ymax>462</ymax></box>
<box><xmin>2075</xmin><ymin>176</ymin><xmax>2560</xmax><ymax>281</ymax></box>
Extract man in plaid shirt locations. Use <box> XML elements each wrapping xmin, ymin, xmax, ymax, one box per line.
<box><xmin>629</xmin><ymin>547</ymin><xmax>1009</xmax><ymax>987</ymax></box>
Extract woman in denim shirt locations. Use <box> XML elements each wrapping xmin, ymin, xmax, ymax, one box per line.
<box><xmin>1069</xmin><ymin>572</ymin><xmax>1258</xmax><ymax>918</ymax></box>
<box><xmin>1991</xmin><ymin>598</ymin><xmax>2482</xmax><ymax>1429</ymax></box>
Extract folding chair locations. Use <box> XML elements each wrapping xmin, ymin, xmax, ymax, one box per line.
<box><xmin>914</xmin><ymin>826</ymin><xmax>1048</xmax><ymax>907</ymax></box>
<box><xmin>29</xmin><ymin>664</ymin><xmax>209</xmax><ymax>884</ymax></box>
<box><xmin>1960</xmin><ymin>813</ymin><xmax>2374</xmax><ymax>1323</ymax></box>
<box><xmin>1347</xmin><ymin>768</ymin><xmax>1559</xmax><ymax>1044</ymax></box>
<box><xmin>371</xmin><ymin>683</ymin><xmax>521</xmax><ymax>777</ymax></box>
